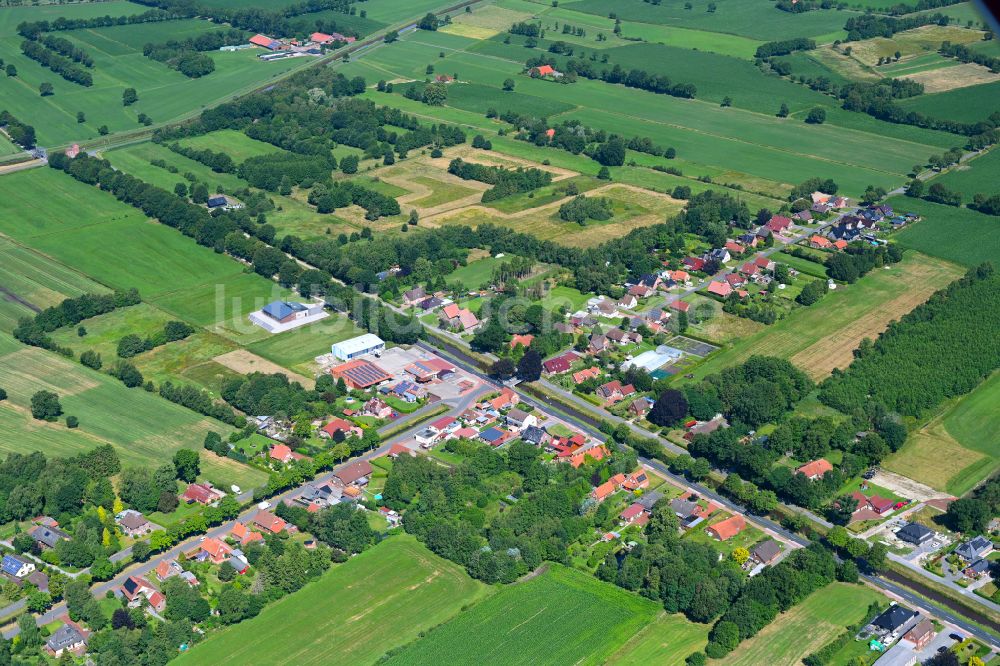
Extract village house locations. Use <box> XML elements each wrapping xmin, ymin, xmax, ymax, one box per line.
<box><xmin>479</xmin><ymin>427</ymin><xmax>515</xmax><ymax>447</ymax></box>
<box><xmin>29</xmin><ymin>523</ymin><xmax>69</xmax><ymax>549</ymax></box>
<box><xmin>903</xmin><ymin>619</ymin><xmax>936</xmax><ymax>651</ymax></box>
<box><xmin>231</xmin><ymin>521</ymin><xmax>266</xmax><ymax>546</ymax></box>
<box><xmin>796</xmin><ymin>458</ymin><xmax>833</xmax><ymax>481</ymax></box>
<box><xmin>866</xmin><ymin>604</ymin><xmax>918</xmax><ymax>643</ymax></box>
<box><xmin>196</xmin><ymin>537</ymin><xmax>233</xmax><ymax>565</ymax></box>
<box><xmin>530</xmin><ymin>64</ymin><xmax>562</xmax><ymax>78</ymax></box>
<box><xmin>320</xmin><ymin>417</ymin><xmax>363</xmax><ymax>440</ymax></box>
<box><xmin>403</xmin><ymin>286</ymin><xmax>426</xmax><ymax>306</ymax></box>
<box><xmin>588</xmin><ymin>333</ymin><xmax>610</xmax><ymax>354</ymax></box>
<box><xmin>683</xmin><ymin>256</ymin><xmax>707</xmax><ymax>272</ymax></box>
<box><xmin>334</xmin><ymin>460</ymin><xmax>373</xmax><ymax>487</ymax></box>
<box><xmin>596</xmin><ymin>380</ymin><xmax>635</xmax><ymax>405</ymax></box>
<box><xmin>896</xmin><ymin>523</ymin><xmax>934</xmax><ymax>546</ymax></box>
<box><xmin>684</xmin><ymin>415</ymin><xmax>727</xmax><ymax>440</ymax></box>
<box><xmin>765</xmin><ymin>215</ymin><xmax>793</xmax><ymax>234</ymax></box>
<box><xmin>607</xmin><ymin>328</ymin><xmax>642</xmax><ymax>346</ymax></box>
<box><xmin>706</xmin><ymin>281</ymin><xmax>733</xmax><ymax>298</ymax></box>
<box><xmin>724</xmin><ymin>240</ymin><xmax>745</xmax><ymax>256</ymax></box>
<box><xmin>510</xmin><ymin>333</ymin><xmax>534</xmax><ymax>349</ymax></box>
<box><xmin>441</xmin><ymin>303</ymin><xmax>480</xmax><ymax>332</ymax></box>
<box><xmin>955</xmin><ymin>535</ymin><xmax>993</xmax><ymax>562</ymax></box>
<box><xmin>120</xmin><ymin>575</ymin><xmax>166</xmax><ymax>613</ymax></box>
<box><xmin>751</xmin><ymin>539</ymin><xmax>782</xmax><ymax>566</ymax></box>
<box><xmin>251</xmin><ymin>510</ymin><xmax>288</xmax><ymax>535</ymax></box>
<box><xmin>573</xmin><ymin>366</ymin><xmax>602</xmax><ymax>384</ymax></box>
<box><xmin>116</xmin><ymin>510</ymin><xmax>152</xmax><ymax>538</ymax></box>
<box><xmin>489</xmin><ymin>387</ymin><xmax>519</xmax><ymax>411</ymax></box>
<box><xmin>623</xmin><ymin>469</ymin><xmax>650</xmax><ymax>491</ymax></box>
<box><xmin>269</xmin><ymin>443</ymin><xmax>304</xmax><ymax>465</ymax></box>
<box><xmin>589</xmin><ymin>297</ymin><xmax>621</xmax><ymax>318</ymax></box>
<box><xmin>1</xmin><ymin>554</ymin><xmax>34</xmax><ymax>581</ymax></box>
<box><xmin>568</xmin><ymin>445</ymin><xmax>609</xmax><ymax>468</ymax></box>
<box><xmin>387</xmin><ymin>443</ymin><xmax>417</xmax><ymax>459</ymax></box>
<box><xmin>592</xmin><ymin>473</ymin><xmax>627</xmax><ymax>502</ymax></box>
<box><xmin>850</xmin><ymin>491</ymin><xmax>896</xmax><ymax>518</ymax></box>
<box><xmin>724</xmin><ymin>273</ymin><xmax>745</xmax><ymax>289</ymax></box>
<box><xmin>181</xmin><ymin>482</ymin><xmax>226</xmax><ymax>505</ymax></box>
<box><xmin>521</xmin><ymin>425</ymin><xmax>550</xmax><ymax>446</ymax></box>
<box><xmin>362</xmin><ymin>397</ymin><xmax>393</xmax><ymax>419</ymax></box>
<box><xmin>669</xmin><ymin>299</ymin><xmax>690</xmax><ymax>315</ymax></box>
<box><xmin>543</xmin><ymin>350</ymin><xmax>579</xmax><ymax>375</ymax></box>
<box><xmin>628</xmin><ymin>397</ymin><xmax>651</xmax><ymax>418</ymax></box>
<box><xmin>810</xmin><ymin>235</ymin><xmax>832</xmax><ymax>250</ymax></box>
<box><xmin>45</xmin><ymin>619</ymin><xmax>88</xmax><ymax>658</ymax></box>
<box><xmin>704</xmin><ymin>247</ymin><xmax>731</xmax><ymax>264</ymax></box>
<box><xmin>707</xmin><ymin>514</ymin><xmax>746</xmax><ymax>541</ymax></box>
<box><xmin>628</xmin><ymin>284</ymin><xmax>655</xmax><ymax>299</ymax></box>
<box><xmin>619</xmin><ymin>503</ymin><xmax>649</xmax><ymax>527</ymax></box>
<box><xmin>505</xmin><ymin>408</ymin><xmax>537</xmax><ymax>431</ymax></box>
<box><xmin>793</xmin><ymin>209</ymin><xmax>812</xmax><ymax>223</ymax></box>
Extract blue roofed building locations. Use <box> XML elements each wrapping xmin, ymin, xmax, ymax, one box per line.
<box><xmin>249</xmin><ymin>300</ymin><xmax>326</xmax><ymax>333</ymax></box>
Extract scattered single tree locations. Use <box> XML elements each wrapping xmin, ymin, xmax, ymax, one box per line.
<box><xmin>30</xmin><ymin>390</ymin><xmax>62</xmax><ymax>421</ymax></box>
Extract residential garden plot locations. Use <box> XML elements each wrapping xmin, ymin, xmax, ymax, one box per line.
<box><xmin>931</xmin><ymin>148</ymin><xmax>1000</xmax><ymax>203</ymax></box>
<box><xmin>897</xmin><ymin>80</ymin><xmax>1000</xmax><ymax>123</ymax></box>
<box><xmin>0</xmin><ymin>16</ymin><xmax>305</xmax><ymax>146</ymax></box>
<box><xmin>607</xmin><ymin>612</ymin><xmax>710</xmax><ymax>665</ymax></box>
<box><xmin>885</xmin><ymin>370</ymin><xmax>1000</xmax><ymax>496</ymax></box>
<box><xmin>245</xmin><ymin>314</ymin><xmax>365</xmax><ymax>377</ymax></box>
<box><xmin>890</xmin><ymin>196</ymin><xmax>1000</xmax><ymax>267</ymax></box>
<box><xmin>719</xmin><ymin>583</ymin><xmax>885</xmax><ymax>666</ymax></box>
<box><xmin>564</xmin><ymin>0</ymin><xmax>857</xmax><ymax>40</ymax></box>
<box><xmin>175</xmin><ymin>535</ymin><xmax>490</xmax><ymax>666</ymax></box>
<box><xmin>0</xmin><ymin>332</ymin><xmax>265</xmax><ymax>489</ymax></box>
<box><xmin>385</xmin><ymin>564</ymin><xmax>661</xmax><ymax>666</ymax></box>
<box><xmin>689</xmin><ymin>253</ymin><xmax>964</xmax><ymax>381</ymax></box>
<box><xmin>177</xmin><ymin>129</ymin><xmax>288</xmax><ymax>162</ymax></box>
<box><xmin>0</xmin><ymin>236</ymin><xmax>107</xmax><ymax>332</ymax></box>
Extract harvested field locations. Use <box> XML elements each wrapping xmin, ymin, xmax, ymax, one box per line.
<box><xmin>789</xmin><ymin>261</ymin><xmax>959</xmax><ymax>378</ymax></box>
<box><xmin>440</xmin><ymin>5</ymin><xmax>534</xmax><ymax>39</ymax></box>
<box><xmin>690</xmin><ymin>253</ymin><xmax>964</xmax><ymax>380</ymax></box>
<box><xmin>849</xmin><ymin>25</ymin><xmax>987</xmax><ymax>66</ymax></box>
<box><xmin>214</xmin><ymin>349</ymin><xmax>314</xmax><ymax>388</ymax></box>
<box><xmin>902</xmin><ymin>62</ymin><xmax>1000</xmax><ymax>93</ymax></box>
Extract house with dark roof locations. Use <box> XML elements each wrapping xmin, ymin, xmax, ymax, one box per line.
<box><xmin>1</xmin><ymin>554</ymin><xmax>33</xmax><ymax>580</ymax></box>
<box><xmin>896</xmin><ymin>523</ymin><xmax>934</xmax><ymax>546</ymax></box>
<box><xmin>955</xmin><ymin>535</ymin><xmax>993</xmax><ymax>562</ymax></box>
<box><xmin>29</xmin><ymin>524</ymin><xmax>69</xmax><ymax>549</ymax></box>
<box><xmin>331</xmin><ymin>359</ymin><xmax>392</xmax><ymax>390</ymax></box>
<box><xmin>751</xmin><ymin>539</ymin><xmax>782</xmax><ymax>565</ymax></box>
<box><xmin>869</xmin><ymin>604</ymin><xmax>918</xmax><ymax>640</ymax></box>
<box><xmin>521</xmin><ymin>425</ymin><xmax>549</xmax><ymax>446</ymax></box>
<box><xmin>334</xmin><ymin>460</ymin><xmax>373</xmax><ymax>487</ymax></box>
<box><xmin>117</xmin><ymin>510</ymin><xmax>151</xmax><ymax>538</ymax></box>
<box><xmin>964</xmin><ymin>558</ymin><xmax>990</xmax><ymax>578</ymax></box>
<box><xmin>543</xmin><ymin>351</ymin><xmax>579</xmax><ymax>375</ymax></box>
<box><xmin>45</xmin><ymin>620</ymin><xmax>87</xmax><ymax>658</ymax></box>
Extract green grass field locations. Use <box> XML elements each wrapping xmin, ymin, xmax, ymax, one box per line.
<box><xmin>246</xmin><ymin>314</ymin><xmax>365</xmax><ymax>376</ymax></box>
<box><xmin>931</xmin><ymin>148</ymin><xmax>1000</xmax><ymax>203</ymax></box>
<box><xmin>0</xmin><ymin>168</ymin><xmax>290</xmax><ymax>340</ymax></box>
<box><xmin>885</xmin><ymin>370</ymin><xmax>1000</xmax><ymax>496</ymax></box>
<box><xmin>689</xmin><ymin>252</ymin><xmax>964</xmax><ymax>381</ymax></box>
<box><xmin>719</xmin><ymin>583</ymin><xmax>884</xmax><ymax>666</ymax></box>
<box><xmin>386</xmin><ymin>564</ymin><xmax>661</xmax><ymax>666</ymax></box>
<box><xmin>564</xmin><ymin>0</ymin><xmax>856</xmax><ymax>41</ymax></box>
<box><xmin>0</xmin><ymin>13</ymin><xmax>307</xmax><ymax>146</ymax></box>
<box><xmin>175</xmin><ymin>535</ymin><xmax>490</xmax><ymax>666</ymax></box>
<box><xmin>890</xmin><ymin>195</ymin><xmax>1000</xmax><ymax>268</ymax></box>
<box><xmin>607</xmin><ymin>612</ymin><xmax>709</xmax><ymax>665</ymax></box>
<box><xmin>446</xmin><ymin>255</ymin><xmax>521</xmax><ymax>290</ymax></box>
<box><xmin>0</xmin><ymin>236</ymin><xmax>108</xmax><ymax>332</ymax></box>
<box><xmin>178</xmin><ymin>129</ymin><xmax>286</xmax><ymax>162</ymax></box>
<box><xmin>897</xmin><ymin>80</ymin><xmax>1000</xmax><ymax>124</ymax></box>
<box><xmin>0</xmin><ymin>332</ymin><xmax>265</xmax><ymax>488</ymax></box>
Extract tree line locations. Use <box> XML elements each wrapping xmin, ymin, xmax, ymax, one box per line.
<box><xmin>0</xmin><ymin>110</ymin><xmax>36</xmax><ymax>149</ymax></box>
<box><xmin>16</xmin><ymin>8</ymin><xmax>179</xmax><ymax>39</ymax></box>
<box><xmin>38</xmin><ymin>33</ymin><xmax>93</xmax><ymax>67</ymax></box>
<box><xmin>13</xmin><ymin>289</ymin><xmax>141</xmax><ymax>356</ymax></box>
<box><xmin>820</xmin><ymin>263</ymin><xmax>1000</xmax><ymax>416</ymax></box>
<box><xmin>940</xmin><ymin>40</ymin><xmax>1000</xmax><ymax>73</ymax></box>
<box><xmin>755</xmin><ymin>37</ymin><xmax>816</xmax><ymax>59</ymax></box>
<box><xmin>20</xmin><ymin>39</ymin><xmax>92</xmax><ymax>86</ymax></box>
<box><xmin>558</xmin><ymin>57</ymin><xmax>697</xmax><ymax>99</ymax></box>
<box><xmin>844</xmin><ymin>12</ymin><xmax>950</xmax><ymax>40</ymax></box>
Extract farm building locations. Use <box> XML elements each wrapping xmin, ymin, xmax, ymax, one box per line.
<box><xmin>331</xmin><ymin>333</ymin><xmax>386</xmax><ymax>361</ymax></box>
<box><xmin>249</xmin><ymin>300</ymin><xmax>326</xmax><ymax>333</ymax></box>
<box><xmin>249</xmin><ymin>34</ymin><xmax>282</xmax><ymax>50</ymax></box>
<box><xmin>330</xmin><ymin>358</ymin><xmax>392</xmax><ymax>389</ymax></box>
<box><xmin>621</xmin><ymin>346</ymin><xmax>683</xmax><ymax>373</ymax></box>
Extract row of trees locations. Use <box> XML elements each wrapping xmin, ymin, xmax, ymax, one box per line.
<box><xmin>556</xmin><ymin>57</ymin><xmax>697</xmax><ymax>99</ymax></box>
<box><xmin>0</xmin><ymin>110</ymin><xmax>35</xmax><ymax>148</ymax></box>
<box><xmin>39</xmin><ymin>33</ymin><xmax>93</xmax><ymax>67</ymax></box>
<box><xmin>167</xmin><ymin>142</ymin><xmax>236</xmax><ymax>173</ymax></box>
<box><xmin>755</xmin><ymin>37</ymin><xmax>816</xmax><ymax>59</ymax></box>
<box><xmin>20</xmin><ymin>39</ymin><xmax>92</xmax><ymax>86</ymax></box>
<box><xmin>843</xmin><ymin>12</ymin><xmax>950</xmax><ymax>41</ymax></box>
<box><xmin>939</xmin><ymin>39</ymin><xmax>1000</xmax><ymax>73</ymax></box>
<box><xmin>116</xmin><ymin>320</ymin><xmax>193</xmax><ymax>358</ymax></box>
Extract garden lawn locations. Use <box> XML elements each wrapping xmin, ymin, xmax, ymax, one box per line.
<box><xmin>174</xmin><ymin>535</ymin><xmax>490</xmax><ymax>666</ymax></box>
<box><xmin>0</xmin><ymin>332</ymin><xmax>264</xmax><ymax>489</ymax></box>
<box><xmin>688</xmin><ymin>252</ymin><xmax>964</xmax><ymax>381</ymax></box>
<box><xmin>385</xmin><ymin>564</ymin><xmax>660</xmax><ymax>666</ymax></box>
<box><xmin>884</xmin><ymin>370</ymin><xmax>1000</xmax><ymax>496</ymax></box>
<box><xmin>719</xmin><ymin>583</ymin><xmax>885</xmax><ymax>666</ymax></box>
<box><xmin>607</xmin><ymin>612</ymin><xmax>710</xmax><ymax>665</ymax></box>
<box><xmin>0</xmin><ymin>236</ymin><xmax>108</xmax><ymax>332</ymax></box>
<box><xmin>890</xmin><ymin>196</ymin><xmax>1000</xmax><ymax>268</ymax></box>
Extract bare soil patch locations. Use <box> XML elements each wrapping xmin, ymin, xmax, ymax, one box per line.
<box><xmin>214</xmin><ymin>349</ymin><xmax>314</xmax><ymax>389</ymax></box>
<box><xmin>902</xmin><ymin>62</ymin><xmax>1000</xmax><ymax>93</ymax></box>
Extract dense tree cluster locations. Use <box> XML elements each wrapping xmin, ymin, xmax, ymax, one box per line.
<box><xmin>755</xmin><ymin>37</ymin><xmax>816</xmax><ymax>59</ymax></box>
<box><xmin>21</xmin><ymin>39</ymin><xmax>92</xmax><ymax>86</ymax></box>
<box><xmin>558</xmin><ymin>195</ymin><xmax>613</xmax><ymax>223</ymax></box>
<box><xmin>161</xmin><ymin>381</ymin><xmax>245</xmax><ymax>426</ymax></box>
<box><xmin>844</xmin><ymin>12</ymin><xmax>949</xmax><ymax>41</ymax></box>
<box><xmin>0</xmin><ymin>110</ymin><xmax>36</xmax><ymax>148</ymax></box>
<box><xmin>970</xmin><ymin>193</ymin><xmax>1000</xmax><ymax>216</ymax></box>
<box><xmin>447</xmin><ymin>158</ymin><xmax>553</xmax><ymax>202</ymax></box>
<box><xmin>509</xmin><ymin>21</ymin><xmax>540</xmax><ymax>37</ymax></box>
<box><xmin>129</xmin><ymin>0</ymin><xmax>353</xmax><ymax>37</ymax></box>
<box><xmin>825</xmin><ymin>243</ymin><xmax>902</xmax><ymax>283</ymax></box>
<box><xmin>143</xmin><ymin>28</ymin><xmax>246</xmax><ymax>77</ymax></box>
<box><xmin>116</xmin><ymin>320</ymin><xmax>193</xmax><ymax>358</ymax></box>
<box><xmin>239</xmin><ymin>153</ymin><xmax>331</xmax><ymax>190</ymax></box>
<box><xmin>16</xmin><ymin>9</ymin><xmax>178</xmax><ymax>39</ymax></box>
<box><xmin>307</xmin><ymin>179</ymin><xmax>401</xmax><ymax>218</ymax></box>
<box><xmin>943</xmin><ymin>475</ymin><xmax>1000</xmax><ymax>533</ymax></box>
<box><xmin>939</xmin><ymin>40</ymin><xmax>1000</xmax><ymax>73</ymax></box>
<box><xmin>789</xmin><ymin>177</ymin><xmax>838</xmax><ymax>201</ymax></box>
<box><xmin>820</xmin><ymin>264</ymin><xmax>1000</xmax><ymax>416</ymax></box>
<box><xmin>557</xmin><ymin>57</ymin><xmax>697</xmax><ymax>99</ymax></box>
